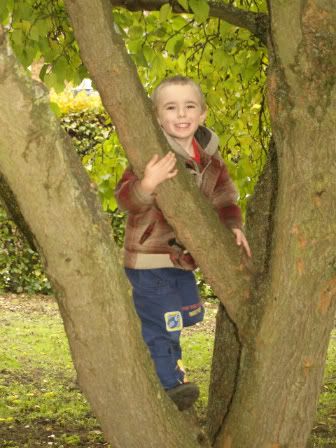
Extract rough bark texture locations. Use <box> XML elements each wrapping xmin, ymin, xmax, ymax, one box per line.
<box><xmin>212</xmin><ymin>1</ymin><xmax>336</xmax><ymax>446</ymax></box>
<box><xmin>64</xmin><ymin>0</ymin><xmax>253</xmax><ymax>333</ymax></box>
<box><xmin>0</xmin><ymin>28</ymin><xmax>205</xmax><ymax>448</ymax></box>
<box><xmin>207</xmin><ymin>139</ymin><xmax>278</xmax><ymax>443</ymax></box>
<box><xmin>206</xmin><ymin>305</ymin><xmax>241</xmax><ymax>444</ymax></box>
<box><xmin>110</xmin><ymin>0</ymin><xmax>269</xmax><ymax>45</ymax></box>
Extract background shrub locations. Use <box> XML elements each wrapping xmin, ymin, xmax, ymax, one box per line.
<box><xmin>0</xmin><ymin>89</ymin><xmax>127</xmax><ymax>294</ymax></box>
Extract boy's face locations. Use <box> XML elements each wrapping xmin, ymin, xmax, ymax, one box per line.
<box><xmin>155</xmin><ymin>84</ymin><xmax>207</xmax><ymax>147</ymax></box>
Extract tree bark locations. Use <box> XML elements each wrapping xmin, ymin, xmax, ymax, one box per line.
<box><xmin>207</xmin><ymin>138</ymin><xmax>278</xmax><ymax>443</ymax></box>
<box><xmin>211</xmin><ymin>1</ymin><xmax>336</xmax><ymax>446</ymax></box>
<box><xmin>0</xmin><ymin>27</ymin><xmax>206</xmax><ymax>448</ymax></box>
<box><xmin>109</xmin><ymin>0</ymin><xmax>269</xmax><ymax>45</ymax></box>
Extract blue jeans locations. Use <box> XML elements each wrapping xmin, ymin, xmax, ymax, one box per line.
<box><xmin>125</xmin><ymin>268</ymin><xmax>204</xmax><ymax>389</ymax></box>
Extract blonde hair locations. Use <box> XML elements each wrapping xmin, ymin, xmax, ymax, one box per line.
<box><xmin>151</xmin><ymin>75</ymin><xmax>206</xmax><ymax>112</ymax></box>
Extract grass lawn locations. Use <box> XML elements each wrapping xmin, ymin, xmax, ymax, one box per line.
<box><xmin>0</xmin><ymin>294</ymin><xmax>335</xmax><ymax>447</ymax></box>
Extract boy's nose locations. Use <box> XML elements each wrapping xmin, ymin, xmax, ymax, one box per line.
<box><xmin>177</xmin><ymin>107</ymin><xmax>186</xmax><ymax>117</ymax></box>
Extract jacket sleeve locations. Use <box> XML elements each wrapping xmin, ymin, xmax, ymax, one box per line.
<box><xmin>115</xmin><ymin>167</ymin><xmax>155</xmax><ymax>213</ymax></box>
<box><xmin>210</xmin><ymin>154</ymin><xmax>243</xmax><ymax>229</ymax></box>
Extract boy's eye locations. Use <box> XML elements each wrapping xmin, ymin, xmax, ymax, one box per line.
<box><xmin>166</xmin><ymin>106</ymin><xmax>176</xmax><ymax>110</ymax></box>
<box><xmin>187</xmin><ymin>104</ymin><xmax>196</xmax><ymax>109</ymax></box>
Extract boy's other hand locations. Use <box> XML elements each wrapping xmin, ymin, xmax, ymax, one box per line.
<box><xmin>140</xmin><ymin>152</ymin><xmax>178</xmax><ymax>194</ymax></box>
<box><xmin>232</xmin><ymin>228</ymin><xmax>252</xmax><ymax>258</ymax></box>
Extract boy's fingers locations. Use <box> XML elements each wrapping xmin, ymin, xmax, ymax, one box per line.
<box><xmin>162</xmin><ymin>152</ymin><xmax>176</xmax><ymax>164</ymax></box>
<box><xmin>242</xmin><ymin>238</ymin><xmax>252</xmax><ymax>258</ymax></box>
<box><xmin>233</xmin><ymin>230</ymin><xmax>241</xmax><ymax>245</ymax></box>
<box><xmin>158</xmin><ymin>154</ymin><xmax>176</xmax><ymax>171</ymax></box>
<box><xmin>232</xmin><ymin>229</ymin><xmax>252</xmax><ymax>258</ymax></box>
<box><xmin>246</xmin><ymin>243</ymin><xmax>252</xmax><ymax>258</ymax></box>
<box><xmin>147</xmin><ymin>154</ymin><xmax>159</xmax><ymax>167</ymax></box>
<box><xmin>166</xmin><ymin>169</ymin><xmax>178</xmax><ymax>179</ymax></box>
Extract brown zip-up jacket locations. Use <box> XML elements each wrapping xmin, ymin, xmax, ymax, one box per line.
<box><xmin>115</xmin><ymin>126</ymin><xmax>242</xmax><ymax>270</ymax></box>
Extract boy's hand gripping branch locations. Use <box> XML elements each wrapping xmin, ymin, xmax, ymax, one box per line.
<box><xmin>140</xmin><ymin>152</ymin><xmax>178</xmax><ymax>195</ymax></box>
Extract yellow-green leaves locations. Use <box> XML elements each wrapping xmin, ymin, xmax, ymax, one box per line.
<box><xmin>159</xmin><ymin>3</ymin><xmax>172</xmax><ymax>22</ymax></box>
<box><xmin>0</xmin><ymin>0</ymin><xmax>13</xmax><ymax>24</ymax></box>
<box><xmin>177</xmin><ymin>0</ymin><xmax>189</xmax><ymax>11</ymax></box>
<box><xmin>166</xmin><ymin>35</ymin><xmax>184</xmax><ymax>56</ymax></box>
<box><xmin>189</xmin><ymin>0</ymin><xmax>210</xmax><ymax>23</ymax></box>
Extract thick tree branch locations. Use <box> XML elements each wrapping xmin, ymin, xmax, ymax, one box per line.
<box><xmin>64</xmin><ymin>0</ymin><xmax>253</xmax><ymax>334</ymax></box>
<box><xmin>207</xmin><ymin>139</ymin><xmax>278</xmax><ymax>443</ymax></box>
<box><xmin>110</xmin><ymin>0</ymin><xmax>269</xmax><ymax>45</ymax></box>
<box><xmin>0</xmin><ymin>26</ymin><xmax>203</xmax><ymax>448</ymax></box>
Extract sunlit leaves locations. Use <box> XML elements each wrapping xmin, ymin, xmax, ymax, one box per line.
<box><xmin>83</xmin><ymin>134</ymin><xmax>127</xmax><ymax>212</ymax></box>
<box><xmin>159</xmin><ymin>3</ymin><xmax>172</xmax><ymax>22</ymax></box>
<box><xmin>6</xmin><ymin>0</ymin><xmax>85</xmax><ymax>91</ymax></box>
<box><xmin>189</xmin><ymin>0</ymin><xmax>210</xmax><ymax>23</ymax></box>
<box><xmin>2</xmin><ymin>0</ymin><xmax>271</xmax><ymax>213</ymax></box>
<box><xmin>0</xmin><ymin>0</ymin><xmax>14</xmax><ymax>24</ymax></box>
<box><xmin>177</xmin><ymin>0</ymin><xmax>189</xmax><ymax>11</ymax></box>
<box><xmin>166</xmin><ymin>35</ymin><xmax>184</xmax><ymax>56</ymax></box>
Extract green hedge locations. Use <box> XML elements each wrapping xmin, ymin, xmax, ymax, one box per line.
<box><xmin>0</xmin><ymin>93</ymin><xmax>126</xmax><ymax>294</ymax></box>
<box><xmin>0</xmin><ymin>208</ymin><xmax>52</xmax><ymax>294</ymax></box>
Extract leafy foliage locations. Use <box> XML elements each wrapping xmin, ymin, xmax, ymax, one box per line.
<box><xmin>114</xmin><ymin>8</ymin><xmax>270</xmax><ymax>212</ymax></box>
<box><xmin>3</xmin><ymin>0</ymin><xmax>270</xmax><ymax>211</ymax></box>
<box><xmin>0</xmin><ymin>208</ymin><xmax>52</xmax><ymax>294</ymax></box>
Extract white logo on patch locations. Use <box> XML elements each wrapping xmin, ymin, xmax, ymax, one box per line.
<box><xmin>164</xmin><ymin>311</ymin><xmax>183</xmax><ymax>332</ymax></box>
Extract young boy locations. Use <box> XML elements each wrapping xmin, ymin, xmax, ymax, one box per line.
<box><xmin>115</xmin><ymin>76</ymin><xmax>251</xmax><ymax>411</ymax></box>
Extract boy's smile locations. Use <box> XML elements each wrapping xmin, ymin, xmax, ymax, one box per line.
<box><xmin>155</xmin><ymin>84</ymin><xmax>207</xmax><ymax>155</ymax></box>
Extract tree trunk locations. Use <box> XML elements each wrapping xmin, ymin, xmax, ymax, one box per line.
<box><xmin>0</xmin><ymin>28</ymin><xmax>205</xmax><ymax>448</ymax></box>
<box><xmin>210</xmin><ymin>1</ymin><xmax>336</xmax><ymax>446</ymax></box>
<box><xmin>207</xmin><ymin>139</ymin><xmax>278</xmax><ymax>443</ymax></box>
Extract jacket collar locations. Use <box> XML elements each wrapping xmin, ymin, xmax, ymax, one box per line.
<box><xmin>162</xmin><ymin>125</ymin><xmax>219</xmax><ymax>160</ymax></box>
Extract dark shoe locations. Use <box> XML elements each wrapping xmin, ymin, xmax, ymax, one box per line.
<box><xmin>166</xmin><ymin>383</ymin><xmax>199</xmax><ymax>411</ymax></box>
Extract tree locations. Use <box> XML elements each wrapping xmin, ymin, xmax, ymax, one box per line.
<box><xmin>0</xmin><ymin>1</ymin><xmax>335</xmax><ymax>447</ymax></box>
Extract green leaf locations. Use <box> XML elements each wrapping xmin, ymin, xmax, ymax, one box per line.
<box><xmin>206</xmin><ymin>92</ymin><xmax>221</xmax><ymax>108</ymax></box>
<box><xmin>53</xmin><ymin>56</ymin><xmax>69</xmax><ymax>82</ymax></box>
<box><xmin>189</xmin><ymin>0</ymin><xmax>209</xmax><ymax>23</ymax></box>
<box><xmin>44</xmin><ymin>72</ymin><xmax>64</xmax><ymax>93</ymax></box>
<box><xmin>143</xmin><ymin>45</ymin><xmax>155</xmax><ymax>64</ymax></box>
<box><xmin>176</xmin><ymin>0</ymin><xmax>189</xmax><ymax>10</ymax></box>
<box><xmin>213</xmin><ymin>49</ymin><xmax>233</xmax><ymax>70</ymax></box>
<box><xmin>166</xmin><ymin>36</ymin><xmax>184</xmax><ymax>56</ymax></box>
<box><xmin>171</xmin><ymin>15</ymin><xmax>188</xmax><ymax>31</ymax></box>
<box><xmin>151</xmin><ymin>54</ymin><xmax>166</xmax><ymax>77</ymax></box>
<box><xmin>49</xmin><ymin>102</ymin><xmax>61</xmax><ymax>117</ymax></box>
<box><xmin>159</xmin><ymin>4</ymin><xmax>172</xmax><ymax>22</ymax></box>
<box><xmin>128</xmin><ymin>25</ymin><xmax>144</xmax><ymax>39</ymax></box>
<box><xmin>0</xmin><ymin>1</ymin><xmax>9</xmax><ymax>23</ymax></box>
